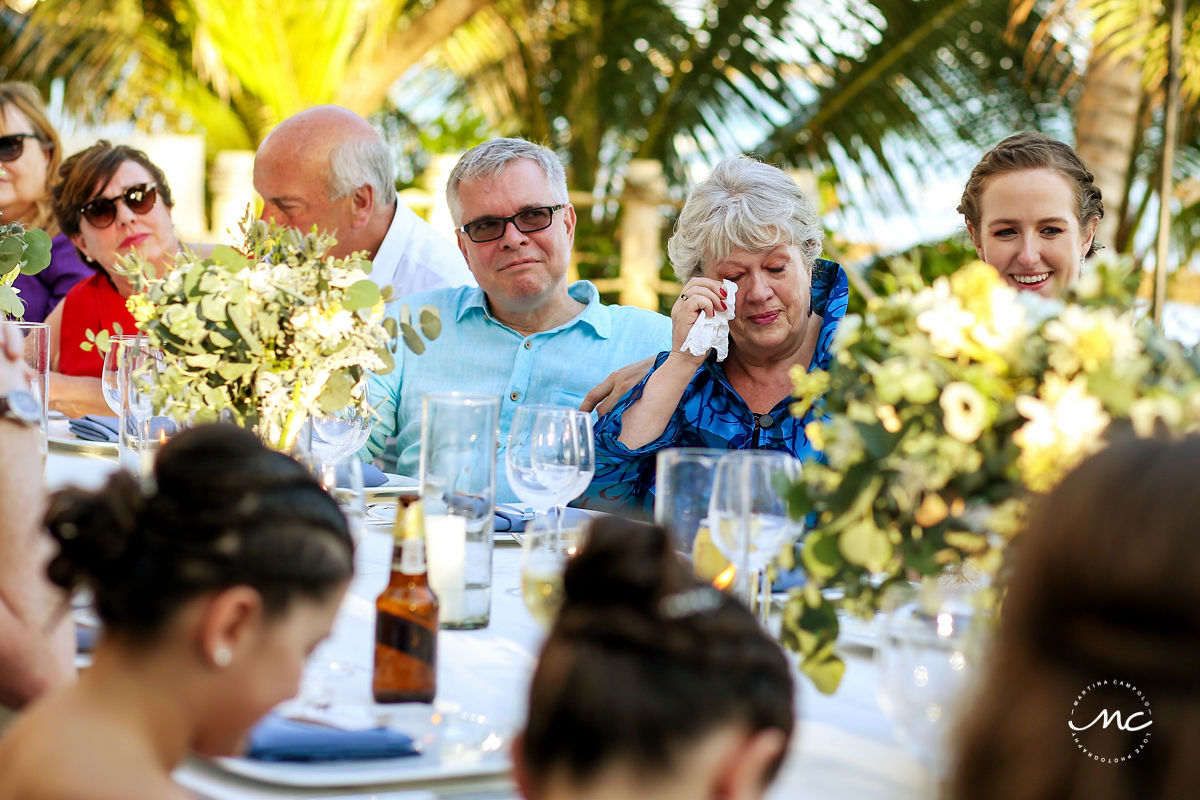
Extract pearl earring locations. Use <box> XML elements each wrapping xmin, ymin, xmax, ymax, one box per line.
<box><xmin>213</xmin><ymin>647</ymin><xmax>232</xmax><ymax>667</ymax></box>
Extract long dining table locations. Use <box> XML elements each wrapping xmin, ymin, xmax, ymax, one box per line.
<box><xmin>45</xmin><ymin>446</ymin><xmax>930</xmax><ymax>800</ymax></box>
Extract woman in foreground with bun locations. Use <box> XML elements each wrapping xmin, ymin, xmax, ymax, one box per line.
<box><xmin>515</xmin><ymin>517</ymin><xmax>795</xmax><ymax>800</ymax></box>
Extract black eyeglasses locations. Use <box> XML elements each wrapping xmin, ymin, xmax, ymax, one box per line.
<box><xmin>457</xmin><ymin>204</ymin><xmax>567</xmax><ymax>243</ymax></box>
<box><xmin>78</xmin><ymin>183</ymin><xmax>159</xmax><ymax>229</ymax></box>
<box><xmin>0</xmin><ymin>133</ymin><xmax>44</xmax><ymax>163</ymax></box>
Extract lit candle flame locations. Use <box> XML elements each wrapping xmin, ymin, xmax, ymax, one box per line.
<box><xmin>713</xmin><ymin>563</ymin><xmax>736</xmax><ymax>591</ymax></box>
<box><xmin>158</xmin><ymin>430</ymin><xmax>168</xmax><ymax>446</ymax></box>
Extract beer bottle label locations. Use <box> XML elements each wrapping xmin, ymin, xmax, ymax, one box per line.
<box><xmin>398</xmin><ymin>536</ymin><xmax>426</xmax><ymax>575</ymax></box>
<box><xmin>375</xmin><ymin>610</ymin><xmax>437</xmax><ymax>664</ymax></box>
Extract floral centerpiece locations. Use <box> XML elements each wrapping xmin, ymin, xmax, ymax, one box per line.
<box><xmin>117</xmin><ymin>218</ymin><xmax>436</xmax><ymax>451</ymax></box>
<box><xmin>781</xmin><ymin>257</ymin><xmax>1200</xmax><ymax>693</ymax></box>
<box><xmin>0</xmin><ymin>222</ymin><xmax>52</xmax><ymax>319</ymax></box>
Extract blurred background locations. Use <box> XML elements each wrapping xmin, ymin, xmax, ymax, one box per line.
<box><xmin>3</xmin><ymin>0</ymin><xmax>1197</xmax><ymax>319</ymax></box>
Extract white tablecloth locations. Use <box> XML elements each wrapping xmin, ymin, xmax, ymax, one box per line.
<box><xmin>45</xmin><ymin>450</ymin><xmax>930</xmax><ymax>800</ymax></box>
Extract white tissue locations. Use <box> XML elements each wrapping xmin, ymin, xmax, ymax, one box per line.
<box><xmin>680</xmin><ymin>279</ymin><xmax>738</xmax><ymax>361</ymax></box>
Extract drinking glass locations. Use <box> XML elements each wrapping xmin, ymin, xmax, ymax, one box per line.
<box><xmin>708</xmin><ymin>451</ymin><xmax>804</xmax><ymax>624</ymax></box>
<box><xmin>520</xmin><ymin>522</ymin><xmax>585</xmax><ymax>628</ymax></box>
<box><xmin>553</xmin><ymin>410</ymin><xmax>594</xmax><ymax>532</ymax></box>
<box><xmin>2</xmin><ymin>321</ymin><xmax>48</xmax><ymax>456</ymax></box>
<box><xmin>312</xmin><ymin>406</ymin><xmax>373</xmax><ymax>463</ymax></box>
<box><xmin>420</xmin><ymin>393</ymin><xmax>499</xmax><ymax>630</ymax></box>
<box><xmin>102</xmin><ymin>334</ymin><xmax>144</xmax><ymax>416</ymax></box>
<box><xmin>876</xmin><ymin>582</ymin><xmax>984</xmax><ymax>774</ymax></box>
<box><xmin>654</xmin><ymin>448</ymin><xmax>727</xmax><ymax>559</ymax></box>
<box><xmin>118</xmin><ymin>340</ymin><xmax>168</xmax><ymax>476</ymax></box>
<box><xmin>505</xmin><ymin>405</ymin><xmax>581</xmax><ymax>541</ymax></box>
<box><xmin>316</xmin><ymin>456</ymin><xmax>365</xmax><ymax>545</ymax></box>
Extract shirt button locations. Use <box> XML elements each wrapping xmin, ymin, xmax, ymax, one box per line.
<box><xmin>523</xmin><ymin>341</ymin><xmax>531</xmax><ymax>350</ymax></box>
<box><xmin>510</xmin><ymin>391</ymin><xmax>520</xmax><ymax>401</ymax></box>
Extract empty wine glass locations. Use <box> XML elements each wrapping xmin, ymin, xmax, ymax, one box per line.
<box><xmin>312</xmin><ymin>405</ymin><xmax>373</xmax><ymax>463</ymax></box>
<box><xmin>506</xmin><ymin>405</ymin><xmax>581</xmax><ymax>542</ymax></box>
<box><xmin>551</xmin><ymin>410</ymin><xmax>594</xmax><ymax>534</ymax></box>
<box><xmin>708</xmin><ymin>451</ymin><xmax>804</xmax><ymax>625</ymax></box>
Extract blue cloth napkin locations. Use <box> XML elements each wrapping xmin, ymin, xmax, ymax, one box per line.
<box><xmin>67</xmin><ymin>415</ymin><xmax>120</xmax><ymax>443</ymax></box>
<box><xmin>336</xmin><ymin>462</ymin><xmax>388</xmax><ymax>488</ymax></box>
<box><xmin>494</xmin><ymin>506</ymin><xmax>592</xmax><ymax>533</ymax></box>
<box><xmin>245</xmin><ymin>712</ymin><xmax>419</xmax><ymax>762</ymax></box>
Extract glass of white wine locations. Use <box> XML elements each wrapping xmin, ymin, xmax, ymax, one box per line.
<box><xmin>520</xmin><ymin>522</ymin><xmax>584</xmax><ymax>628</ymax></box>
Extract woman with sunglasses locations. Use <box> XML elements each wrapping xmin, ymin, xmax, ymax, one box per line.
<box><xmin>45</xmin><ymin>140</ymin><xmax>184</xmax><ymax>416</ymax></box>
<box><xmin>0</xmin><ymin>82</ymin><xmax>91</xmax><ymax>322</ymax></box>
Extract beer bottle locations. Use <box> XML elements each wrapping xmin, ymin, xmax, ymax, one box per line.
<box><xmin>373</xmin><ymin>501</ymin><xmax>438</xmax><ymax>703</ymax></box>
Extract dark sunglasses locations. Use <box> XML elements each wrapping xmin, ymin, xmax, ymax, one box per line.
<box><xmin>457</xmin><ymin>204</ymin><xmax>567</xmax><ymax>243</ymax></box>
<box><xmin>0</xmin><ymin>133</ymin><xmax>44</xmax><ymax>163</ymax></box>
<box><xmin>78</xmin><ymin>183</ymin><xmax>159</xmax><ymax>229</ymax></box>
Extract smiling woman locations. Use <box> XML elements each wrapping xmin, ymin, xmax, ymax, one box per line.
<box><xmin>587</xmin><ymin>156</ymin><xmax>848</xmax><ymax>513</ymax></box>
<box><xmin>958</xmin><ymin>132</ymin><xmax>1104</xmax><ymax>298</ymax></box>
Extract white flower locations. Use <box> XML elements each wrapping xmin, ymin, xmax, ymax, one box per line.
<box><xmin>1013</xmin><ymin>374</ymin><xmax>1110</xmax><ymax>492</ymax></box>
<box><xmin>939</xmin><ymin>381</ymin><xmax>988</xmax><ymax>443</ymax></box>
<box><xmin>1043</xmin><ymin>305</ymin><xmax>1139</xmax><ymax>376</ymax></box>
<box><xmin>916</xmin><ymin>281</ymin><xmax>977</xmax><ymax>359</ymax></box>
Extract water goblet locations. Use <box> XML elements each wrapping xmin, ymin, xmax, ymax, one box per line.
<box><xmin>102</xmin><ymin>334</ymin><xmax>143</xmax><ymax>416</ymax></box>
<box><xmin>312</xmin><ymin>405</ymin><xmax>373</xmax><ymax>463</ymax></box>
<box><xmin>505</xmin><ymin>405</ymin><xmax>581</xmax><ymax>542</ymax></box>
<box><xmin>708</xmin><ymin>451</ymin><xmax>804</xmax><ymax>625</ymax></box>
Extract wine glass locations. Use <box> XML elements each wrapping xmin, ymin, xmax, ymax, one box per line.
<box><xmin>102</xmin><ymin>334</ymin><xmax>143</xmax><ymax>416</ymax></box>
<box><xmin>520</xmin><ymin>523</ymin><xmax>584</xmax><ymax>628</ymax></box>
<box><xmin>505</xmin><ymin>406</ymin><xmax>582</xmax><ymax>542</ymax></box>
<box><xmin>312</xmin><ymin>406</ymin><xmax>373</xmax><ymax>463</ymax></box>
<box><xmin>708</xmin><ymin>451</ymin><xmax>804</xmax><ymax>625</ymax></box>
<box><xmin>550</xmin><ymin>410</ymin><xmax>594</xmax><ymax>534</ymax></box>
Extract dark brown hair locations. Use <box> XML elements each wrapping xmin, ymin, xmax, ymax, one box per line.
<box><xmin>521</xmin><ymin>518</ymin><xmax>794</xmax><ymax>789</ymax></box>
<box><xmin>50</xmin><ymin>139</ymin><xmax>174</xmax><ymax>239</ymax></box>
<box><xmin>44</xmin><ymin>424</ymin><xmax>353</xmax><ymax>638</ymax></box>
<box><xmin>957</xmin><ymin>131</ymin><xmax>1104</xmax><ymax>256</ymax></box>
<box><xmin>0</xmin><ymin>82</ymin><xmax>62</xmax><ymax>233</ymax></box>
<box><xmin>946</xmin><ymin>436</ymin><xmax>1200</xmax><ymax>800</ymax></box>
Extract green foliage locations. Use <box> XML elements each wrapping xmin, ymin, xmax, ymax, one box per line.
<box><xmin>0</xmin><ymin>224</ymin><xmax>52</xmax><ymax>320</ymax></box>
<box><xmin>784</xmin><ymin>256</ymin><xmax>1200</xmax><ymax>693</ymax></box>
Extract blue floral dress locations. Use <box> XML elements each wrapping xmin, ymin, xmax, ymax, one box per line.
<box><xmin>585</xmin><ymin>259</ymin><xmax>848</xmax><ymax>515</ymax></box>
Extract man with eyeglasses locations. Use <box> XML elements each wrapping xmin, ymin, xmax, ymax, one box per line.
<box><xmin>363</xmin><ymin>138</ymin><xmax>670</xmax><ymax>502</ymax></box>
<box><xmin>253</xmin><ymin>106</ymin><xmax>473</xmax><ymax>301</ymax></box>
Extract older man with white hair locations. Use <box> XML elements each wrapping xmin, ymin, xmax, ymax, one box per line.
<box><xmin>253</xmin><ymin>105</ymin><xmax>473</xmax><ymax>299</ymax></box>
<box><xmin>364</xmin><ymin>138</ymin><xmax>671</xmax><ymax>502</ymax></box>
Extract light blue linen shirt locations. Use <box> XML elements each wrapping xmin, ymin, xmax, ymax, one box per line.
<box><xmin>364</xmin><ymin>281</ymin><xmax>671</xmax><ymax>502</ymax></box>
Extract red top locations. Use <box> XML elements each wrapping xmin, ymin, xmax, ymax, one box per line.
<box><xmin>58</xmin><ymin>272</ymin><xmax>139</xmax><ymax>377</ymax></box>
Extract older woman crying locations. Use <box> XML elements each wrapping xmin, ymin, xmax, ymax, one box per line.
<box><xmin>587</xmin><ymin>156</ymin><xmax>848</xmax><ymax>512</ymax></box>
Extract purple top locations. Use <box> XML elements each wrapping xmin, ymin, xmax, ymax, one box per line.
<box><xmin>11</xmin><ymin>232</ymin><xmax>93</xmax><ymax>322</ymax></box>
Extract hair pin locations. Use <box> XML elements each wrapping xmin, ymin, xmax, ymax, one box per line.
<box><xmin>659</xmin><ymin>586</ymin><xmax>724</xmax><ymax>619</ymax></box>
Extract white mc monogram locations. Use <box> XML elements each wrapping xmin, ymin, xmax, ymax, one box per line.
<box><xmin>1069</xmin><ymin>709</ymin><xmax>1154</xmax><ymax>733</ymax></box>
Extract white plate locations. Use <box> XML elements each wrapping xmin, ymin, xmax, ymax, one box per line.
<box><xmin>208</xmin><ymin>707</ymin><xmax>508</xmax><ymax>788</ymax></box>
<box><xmin>363</xmin><ymin>474</ymin><xmax>419</xmax><ymax>500</ymax></box>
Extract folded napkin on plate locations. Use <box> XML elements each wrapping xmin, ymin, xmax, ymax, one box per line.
<box><xmin>67</xmin><ymin>415</ymin><xmax>120</xmax><ymax>443</ymax></box>
<box><xmin>494</xmin><ymin>505</ymin><xmax>593</xmax><ymax>533</ymax></box>
<box><xmin>680</xmin><ymin>279</ymin><xmax>738</xmax><ymax>361</ymax></box>
<box><xmin>336</xmin><ymin>462</ymin><xmax>388</xmax><ymax>488</ymax></box>
<box><xmin>245</xmin><ymin>712</ymin><xmax>419</xmax><ymax>762</ymax></box>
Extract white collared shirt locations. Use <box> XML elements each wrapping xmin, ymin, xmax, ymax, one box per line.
<box><xmin>369</xmin><ymin>201</ymin><xmax>475</xmax><ymax>304</ymax></box>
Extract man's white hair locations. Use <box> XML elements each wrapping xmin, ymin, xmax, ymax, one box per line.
<box><xmin>328</xmin><ymin>136</ymin><xmax>396</xmax><ymax>205</ymax></box>
<box><xmin>667</xmin><ymin>156</ymin><xmax>823</xmax><ymax>282</ymax></box>
<box><xmin>446</xmin><ymin>138</ymin><xmax>568</xmax><ymax>224</ymax></box>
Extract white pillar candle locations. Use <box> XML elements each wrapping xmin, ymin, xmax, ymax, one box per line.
<box><xmin>424</xmin><ymin>514</ymin><xmax>467</xmax><ymax>624</ymax></box>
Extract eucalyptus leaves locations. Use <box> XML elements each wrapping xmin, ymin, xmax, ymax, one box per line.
<box><xmin>781</xmin><ymin>258</ymin><xmax>1200</xmax><ymax>694</ymax></box>
<box><xmin>0</xmin><ymin>222</ymin><xmax>52</xmax><ymax>319</ymax></box>
<box><xmin>118</xmin><ymin>219</ymin><xmax>439</xmax><ymax>451</ymax></box>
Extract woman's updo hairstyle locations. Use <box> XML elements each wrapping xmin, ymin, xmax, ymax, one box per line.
<box><xmin>522</xmin><ymin>517</ymin><xmax>794</xmax><ymax>786</ymax></box>
<box><xmin>957</xmin><ymin>131</ymin><xmax>1104</xmax><ymax>257</ymax></box>
<box><xmin>44</xmin><ymin>424</ymin><xmax>353</xmax><ymax>639</ymax></box>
